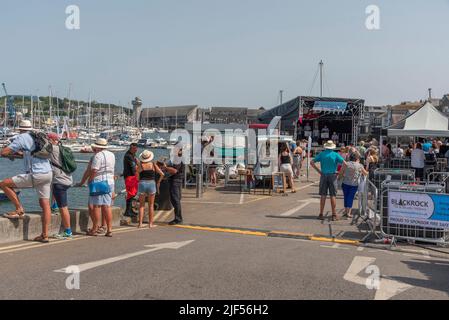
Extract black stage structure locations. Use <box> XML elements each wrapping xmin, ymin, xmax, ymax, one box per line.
<box><xmin>258</xmin><ymin>96</ymin><xmax>365</xmax><ymax>146</ymax></box>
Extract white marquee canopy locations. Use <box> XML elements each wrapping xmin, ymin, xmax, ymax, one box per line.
<box><xmin>387</xmin><ymin>102</ymin><xmax>449</xmax><ymax>137</ymax></box>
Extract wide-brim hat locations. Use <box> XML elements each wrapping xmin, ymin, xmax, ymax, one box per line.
<box><xmin>91</xmin><ymin>138</ymin><xmax>109</xmax><ymax>149</ymax></box>
<box><xmin>139</xmin><ymin>150</ymin><xmax>154</xmax><ymax>163</ymax></box>
<box><xmin>18</xmin><ymin>120</ymin><xmax>34</xmax><ymax>131</ymax></box>
<box><xmin>324</xmin><ymin>140</ymin><xmax>337</xmax><ymax>150</ymax></box>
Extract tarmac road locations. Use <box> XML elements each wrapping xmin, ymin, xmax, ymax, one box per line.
<box><xmin>1</xmin><ymin>223</ymin><xmax>449</xmax><ymax>300</ymax></box>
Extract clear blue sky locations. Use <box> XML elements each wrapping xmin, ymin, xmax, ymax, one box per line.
<box><xmin>2</xmin><ymin>0</ymin><xmax>449</xmax><ymax>108</ymax></box>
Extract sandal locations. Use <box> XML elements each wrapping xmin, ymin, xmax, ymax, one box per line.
<box><xmin>3</xmin><ymin>210</ymin><xmax>26</xmax><ymax>220</ymax></box>
<box><xmin>97</xmin><ymin>226</ymin><xmax>106</xmax><ymax>235</ymax></box>
<box><xmin>86</xmin><ymin>228</ymin><xmax>98</xmax><ymax>237</ymax></box>
<box><xmin>318</xmin><ymin>214</ymin><xmax>325</xmax><ymax>220</ymax></box>
<box><xmin>332</xmin><ymin>215</ymin><xmax>339</xmax><ymax>221</ymax></box>
<box><xmin>105</xmin><ymin>231</ymin><xmax>113</xmax><ymax>238</ymax></box>
<box><xmin>34</xmin><ymin>234</ymin><xmax>50</xmax><ymax>243</ymax></box>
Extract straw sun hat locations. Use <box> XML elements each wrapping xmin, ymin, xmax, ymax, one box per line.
<box><xmin>18</xmin><ymin>120</ymin><xmax>34</xmax><ymax>131</ymax></box>
<box><xmin>324</xmin><ymin>140</ymin><xmax>337</xmax><ymax>150</ymax></box>
<box><xmin>139</xmin><ymin>150</ymin><xmax>154</xmax><ymax>163</ymax></box>
<box><xmin>91</xmin><ymin>138</ymin><xmax>109</xmax><ymax>149</ymax></box>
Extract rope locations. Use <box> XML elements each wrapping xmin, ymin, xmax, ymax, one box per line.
<box><xmin>308</xmin><ymin>65</ymin><xmax>320</xmax><ymax>96</ymax></box>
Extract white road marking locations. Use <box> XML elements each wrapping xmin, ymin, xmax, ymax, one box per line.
<box><xmin>162</xmin><ymin>211</ymin><xmax>171</xmax><ymax>221</ymax></box>
<box><xmin>368</xmin><ymin>249</ymin><xmax>394</xmax><ymax>255</ymax></box>
<box><xmin>320</xmin><ymin>243</ymin><xmax>350</xmax><ymax>250</ymax></box>
<box><xmin>280</xmin><ymin>199</ymin><xmax>320</xmax><ymax>217</ymax></box>
<box><xmin>344</xmin><ymin>256</ymin><xmax>376</xmax><ymax>286</ymax></box>
<box><xmin>296</xmin><ymin>182</ymin><xmax>316</xmax><ymax>191</ymax></box>
<box><xmin>239</xmin><ymin>192</ymin><xmax>245</xmax><ymax>205</ymax></box>
<box><xmin>420</xmin><ymin>250</ymin><xmax>431</xmax><ymax>259</ymax></box>
<box><xmin>374</xmin><ymin>277</ymin><xmax>413</xmax><ymax>301</ymax></box>
<box><xmin>403</xmin><ymin>252</ymin><xmax>431</xmax><ymax>260</ymax></box>
<box><xmin>0</xmin><ymin>226</ymin><xmax>143</xmax><ymax>255</ymax></box>
<box><xmin>54</xmin><ymin>240</ymin><xmax>195</xmax><ymax>273</ymax></box>
<box><xmin>154</xmin><ymin>212</ymin><xmax>162</xmax><ymax>221</ymax></box>
<box><xmin>344</xmin><ymin>256</ymin><xmax>413</xmax><ymax>300</ymax></box>
<box><xmin>357</xmin><ymin>246</ymin><xmax>365</xmax><ymax>252</ymax></box>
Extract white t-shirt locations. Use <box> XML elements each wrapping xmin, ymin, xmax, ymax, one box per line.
<box><xmin>393</xmin><ymin>147</ymin><xmax>404</xmax><ymax>158</ymax></box>
<box><xmin>91</xmin><ymin>150</ymin><xmax>116</xmax><ymax>185</ymax></box>
<box><xmin>411</xmin><ymin>149</ymin><xmax>425</xmax><ymax>168</ymax></box>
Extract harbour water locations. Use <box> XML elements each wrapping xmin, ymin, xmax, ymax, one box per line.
<box><xmin>0</xmin><ymin>148</ymin><xmax>170</xmax><ymax>213</ymax></box>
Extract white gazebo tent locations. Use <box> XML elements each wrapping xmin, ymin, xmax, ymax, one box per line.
<box><xmin>387</xmin><ymin>102</ymin><xmax>449</xmax><ymax>137</ymax></box>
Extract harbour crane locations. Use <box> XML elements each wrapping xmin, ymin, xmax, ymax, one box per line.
<box><xmin>1</xmin><ymin>83</ymin><xmax>17</xmax><ymax>127</ymax></box>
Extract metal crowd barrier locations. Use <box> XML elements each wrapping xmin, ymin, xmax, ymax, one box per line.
<box><xmin>379</xmin><ymin>182</ymin><xmax>449</xmax><ymax>246</ymax></box>
<box><xmin>385</xmin><ymin>158</ymin><xmax>412</xmax><ymax>170</ymax></box>
<box><xmin>427</xmin><ymin>172</ymin><xmax>449</xmax><ymax>194</ymax></box>
<box><xmin>372</xmin><ymin>169</ymin><xmax>415</xmax><ymax>210</ymax></box>
<box><xmin>436</xmin><ymin>158</ymin><xmax>448</xmax><ymax>172</ymax></box>
<box><xmin>358</xmin><ymin>179</ymin><xmax>382</xmax><ymax>242</ymax></box>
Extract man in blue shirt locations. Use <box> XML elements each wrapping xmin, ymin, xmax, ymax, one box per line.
<box><xmin>311</xmin><ymin>140</ymin><xmax>345</xmax><ymax>221</ymax></box>
<box><xmin>422</xmin><ymin>140</ymin><xmax>432</xmax><ymax>153</ymax></box>
<box><xmin>0</xmin><ymin>120</ymin><xmax>53</xmax><ymax>243</ymax></box>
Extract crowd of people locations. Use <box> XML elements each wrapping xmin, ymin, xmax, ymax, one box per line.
<box><xmin>310</xmin><ymin>139</ymin><xmax>378</xmax><ymax>221</ymax></box>
<box><xmin>0</xmin><ymin>120</ymin><xmax>184</xmax><ymax>243</ymax></box>
<box><xmin>308</xmin><ymin>136</ymin><xmax>449</xmax><ymax>221</ymax></box>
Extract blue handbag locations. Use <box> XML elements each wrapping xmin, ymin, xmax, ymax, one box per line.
<box><xmin>89</xmin><ymin>180</ymin><xmax>111</xmax><ymax>196</ymax></box>
<box><xmin>89</xmin><ymin>152</ymin><xmax>112</xmax><ymax>196</ymax></box>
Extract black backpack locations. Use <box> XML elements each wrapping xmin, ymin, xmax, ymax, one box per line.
<box><xmin>29</xmin><ymin>131</ymin><xmax>53</xmax><ymax>159</ymax></box>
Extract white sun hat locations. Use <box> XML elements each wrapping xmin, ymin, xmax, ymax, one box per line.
<box><xmin>91</xmin><ymin>138</ymin><xmax>109</xmax><ymax>149</ymax></box>
<box><xmin>18</xmin><ymin>120</ymin><xmax>34</xmax><ymax>131</ymax></box>
<box><xmin>139</xmin><ymin>150</ymin><xmax>154</xmax><ymax>163</ymax></box>
<box><xmin>324</xmin><ymin>140</ymin><xmax>337</xmax><ymax>150</ymax></box>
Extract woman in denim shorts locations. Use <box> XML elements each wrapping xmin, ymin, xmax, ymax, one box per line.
<box><xmin>137</xmin><ymin>150</ymin><xmax>164</xmax><ymax>228</ymax></box>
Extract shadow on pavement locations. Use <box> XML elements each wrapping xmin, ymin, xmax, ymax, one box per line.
<box><xmin>390</xmin><ymin>259</ymin><xmax>449</xmax><ymax>296</ymax></box>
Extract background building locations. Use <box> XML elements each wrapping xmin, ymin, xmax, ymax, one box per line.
<box><xmin>140</xmin><ymin>105</ymin><xmax>199</xmax><ymax>129</ymax></box>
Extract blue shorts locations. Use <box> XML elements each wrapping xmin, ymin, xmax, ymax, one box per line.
<box><xmin>138</xmin><ymin>180</ymin><xmax>156</xmax><ymax>195</ymax></box>
<box><xmin>52</xmin><ymin>184</ymin><xmax>70</xmax><ymax>208</ymax></box>
<box><xmin>89</xmin><ymin>184</ymin><xmax>114</xmax><ymax>206</ymax></box>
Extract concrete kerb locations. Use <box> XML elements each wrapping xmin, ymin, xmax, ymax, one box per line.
<box><xmin>0</xmin><ymin>207</ymin><xmax>123</xmax><ymax>244</ymax></box>
<box><xmin>171</xmin><ymin>223</ymin><xmax>361</xmax><ymax>245</ymax></box>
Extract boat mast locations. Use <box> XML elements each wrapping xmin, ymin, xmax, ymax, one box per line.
<box><xmin>56</xmin><ymin>93</ymin><xmax>60</xmax><ymax>119</ymax></box>
<box><xmin>37</xmin><ymin>95</ymin><xmax>41</xmax><ymax>129</ymax></box>
<box><xmin>49</xmin><ymin>86</ymin><xmax>53</xmax><ymax>123</ymax></box>
<box><xmin>30</xmin><ymin>95</ymin><xmax>34</xmax><ymax>128</ymax></box>
<box><xmin>67</xmin><ymin>83</ymin><xmax>72</xmax><ymax>126</ymax></box>
<box><xmin>88</xmin><ymin>91</ymin><xmax>92</xmax><ymax>144</ymax></box>
<box><xmin>319</xmin><ymin>60</ymin><xmax>324</xmax><ymax>97</ymax></box>
<box><xmin>3</xmin><ymin>97</ymin><xmax>6</xmax><ymax>129</ymax></box>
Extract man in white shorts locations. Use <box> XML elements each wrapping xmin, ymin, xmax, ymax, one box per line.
<box><xmin>0</xmin><ymin>120</ymin><xmax>53</xmax><ymax>243</ymax></box>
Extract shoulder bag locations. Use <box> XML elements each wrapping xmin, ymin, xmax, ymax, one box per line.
<box><xmin>88</xmin><ymin>152</ymin><xmax>111</xmax><ymax>196</ymax></box>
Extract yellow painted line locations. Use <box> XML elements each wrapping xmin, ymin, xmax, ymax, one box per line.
<box><xmin>310</xmin><ymin>236</ymin><xmax>360</xmax><ymax>245</ymax></box>
<box><xmin>173</xmin><ymin>225</ymin><xmax>268</xmax><ymax>237</ymax></box>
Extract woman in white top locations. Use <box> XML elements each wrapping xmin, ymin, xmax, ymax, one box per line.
<box><xmin>411</xmin><ymin>143</ymin><xmax>425</xmax><ymax>183</ymax></box>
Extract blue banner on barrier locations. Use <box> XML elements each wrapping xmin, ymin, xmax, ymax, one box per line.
<box><xmin>388</xmin><ymin>191</ymin><xmax>449</xmax><ymax>229</ymax></box>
